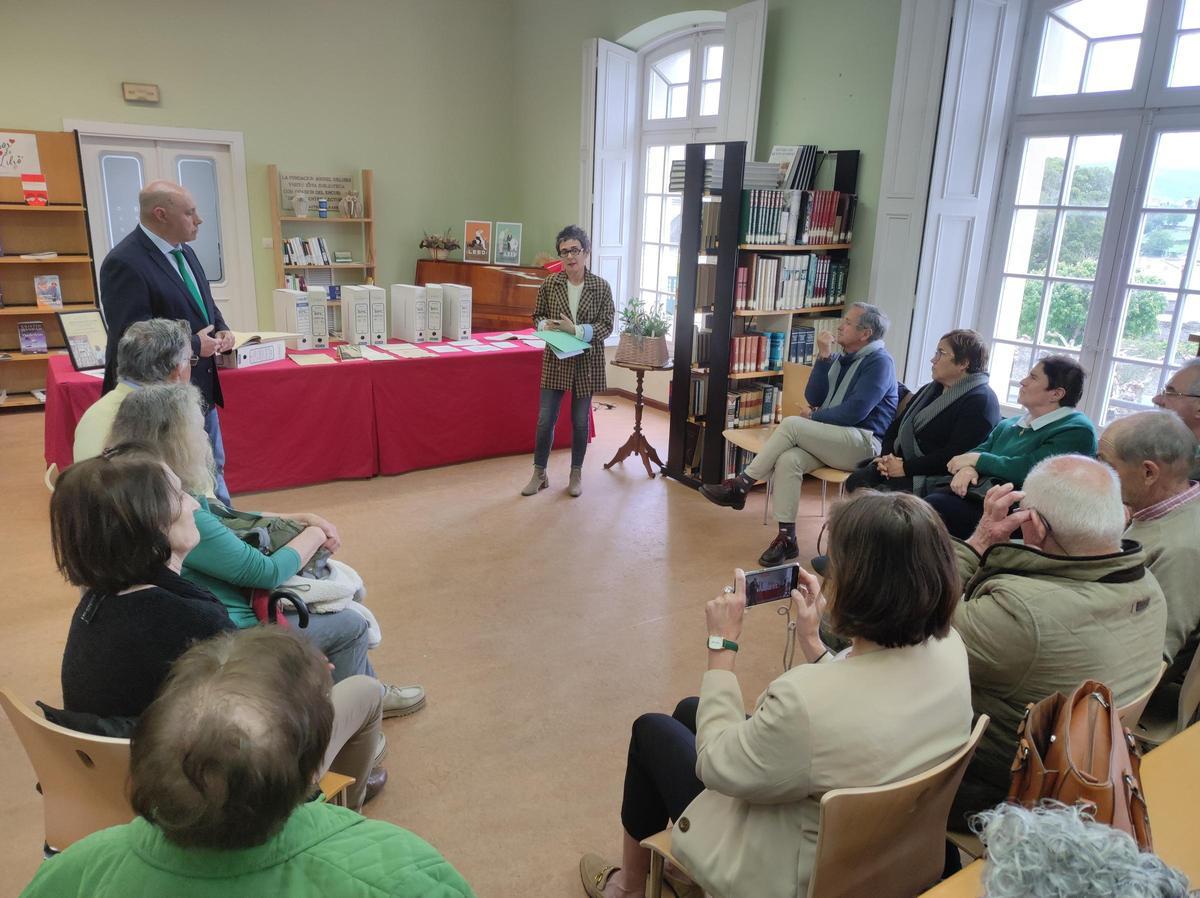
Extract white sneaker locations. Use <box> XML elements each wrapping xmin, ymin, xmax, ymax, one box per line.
<box><xmin>382</xmin><ymin>683</ymin><xmax>426</xmax><ymax>718</ymax></box>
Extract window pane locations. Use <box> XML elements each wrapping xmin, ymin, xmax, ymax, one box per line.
<box><xmin>661</xmin><ymin>194</ymin><xmax>682</xmax><ymax>244</ymax></box>
<box><xmin>1132</xmin><ymin>212</ymin><xmax>1192</xmax><ymax>288</ymax></box>
<box><xmin>1057</xmin><ymin>0</ymin><xmax>1147</xmax><ymax>38</ymax></box>
<box><xmin>1066</xmin><ymin>134</ymin><xmax>1120</xmax><ymax>206</ymax></box>
<box><xmin>996</xmin><ymin>277</ymin><xmax>1043</xmax><ymax>341</ymax></box>
<box><xmin>1006</xmin><ymin>209</ymin><xmax>1056</xmax><ymax>275</ymax></box>
<box><xmin>1168</xmin><ymin>32</ymin><xmax>1200</xmax><ymax>87</ymax></box>
<box><xmin>1016</xmin><ymin>137</ymin><xmax>1069</xmax><ymax>204</ymax></box>
<box><xmin>1109</xmin><ymin>360</ymin><xmax>1162</xmax><ymax>407</ymax></box>
<box><xmin>1183</xmin><ymin>0</ymin><xmax>1200</xmax><ymax>29</ymax></box>
<box><xmin>640</xmin><ymin>243</ymin><xmax>659</xmax><ymax>290</ymax></box>
<box><xmin>649</xmin><ymin>71</ymin><xmax>668</xmax><ymax>120</ymax></box>
<box><xmin>99</xmin><ymin>153</ymin><xmax>144</xmax><ymax>251</ymax></box>
<box><xmin>704</xmin><ymin>45</ymin><xmax>723</xmax><ymax>80</ymax></box>
<box><xmin>1082</xmin><ymin>38</ymin><xmax>1140</xmax><ymax>93</ymax></box>
<box><xmin>643</xmin><ymin>195</ymin><xmax>662</xmax><ymax>247</ymax></box>
<box><xmin>1172</xmin><ymin>293</ymin><xmax>1200</xmax><ymax>364</ymax></box>
<box><xmin>1118</xmin><ymin>288</ymin><xmax>1171</xmax><ymax>361</ymax></box>
<box><xmin>989</xmin><ymin>342</ymin><xmax>1034</xmax><ymax>404</ymax></box>
<box><xmin>1146</xmin><ymin>132</ymin><xmax>1200</xmax><ymax>208</ymax></box>
<box><xmin>656</xmin><ymin>49</ymin><xmax>691</xmax><ymax>85</ymax></box>
<box><xmin>658</xmin><ymin>244</ymin><xmax>679</xmax><ymax>293</ymax></box>
<box><xmin>645</xmin><ymin>146</ymin><xmax>664</xmax><ymax>195</ymax></box>
<box><xmin>1043</xmin><ymin>281</ymin><xmax>1093</xmax><ymax>348</ymax></box>
<box><xmin>700</xmin><ymin>81</ymin><xmax>720</xmax><ymax>116</ymax></box>
<box><xmin>1035</xmin><ymin>17</ymin><xmax>1087</xmax><ymax>96</ymax></box>
<box><xmin>1054</xmin><ymin>210</ymin><xmax>1105</xmax><ymax>278</ymax></box>
<box><xmin>668</xmin><ymin>84</ymin><xmax>688</xmax><ymax>118</ymax></box>
<box><xmin>177</xmin><ymin>158</ymin><xmax>224</xmax><ymax>282</ymax></box>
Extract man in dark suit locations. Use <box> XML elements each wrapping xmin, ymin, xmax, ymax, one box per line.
<box><xmin>100</xmin><ymin>180</ymin><xmax>235</xmax><ymax>505</ymax></box>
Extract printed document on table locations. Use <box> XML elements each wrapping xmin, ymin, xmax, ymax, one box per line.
<box><xmin>462</xmin><ymin>343</ymin><xmax>502</xmax><ymax>352</ymax></box>
<box><xmin>449</xmin><ymin>339</ymin><xmax>482</xmax><ymax>346</ymax></box>
<box><xmin>289</xmin><ymin>352</ymin><xmax>337</xmax><ymax>366</ymax></box>
<box><xmin>484</xmin><ymin>332</ymin><xmax>518</xmax><ymax>341</ymax></box>
<box><xmin>426</xmin><ymin>344</ymin><xmax>461</xmax><ymax>353</ymax></box>
<box><xmin>360</xmin><ymin>347</ymin><xmax>395</xmax><ymax>361</ymax></box>
<box><xmin>489</xmin><ymin>341</ymin><xmax>519</xmax><ymax>350</ymax></box>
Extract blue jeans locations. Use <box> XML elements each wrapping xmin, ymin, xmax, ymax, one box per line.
<box><xmin>203</xmin><ymin>406</ymin><xmax>232</xmax><ymax>508</ymax></box>
<box><xmin>284</xmin><ymin>607</ymin><xmax>375</xmax><ymax>684</ymax></box>
<box><xmin>534</xmin><ymin>388</ymin><xmax>590</xmax><ymax>469</ymax></box>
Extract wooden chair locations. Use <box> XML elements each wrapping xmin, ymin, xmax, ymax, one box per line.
<box><xmin>643</xmin><ymin>715</ymin><xmax>990</xmax><ymax>898</ymax></box>
<box><xmin>1135</xmin><ymin>647</ymin><xmax>1200</xmax><ymax>749</ymax></box>
<box><xmin>0</xmin><ymin>688</ymin><xmax>354</xmax><ymax>854</ymax></box>
<box><xmin>1117</xmin><ymin>660</ymin><xmax>1168</xmax><ymax>730</ymax></box>
<box><xmin>43</xmin><ymin>463</ymin><xmax>59</xmax><ymax>492</ymax></box>
<box><xmin>1140</xmin><ymin>718</ymin><xmax>1200</xmax><ymax>886</ymax></box>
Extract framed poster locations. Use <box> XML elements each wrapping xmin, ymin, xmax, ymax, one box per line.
<box><xmin>494</xmin><ymin>222</ymin><xmax>522</xmax><ymax>266</ymax></box>
<box><xmin>463</xmin><ymin>220</ymin><xmax>492</xmax><ymax>264</ymax></box>
<box><xmin>57</xmin><ymin>309</ymin><xmax>109</xmax><ymax>371</ymax></box>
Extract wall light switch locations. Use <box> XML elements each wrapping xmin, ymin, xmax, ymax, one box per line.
<box><xmin>261</xmin><ymin>237</ymin><xmax>273</xmax><ymax>249</ymax></box>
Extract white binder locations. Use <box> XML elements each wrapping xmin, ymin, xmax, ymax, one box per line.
<box><xmin>440</xmin><ymin>283</ymin><xmax>472</xmax><ymax>341</ymax></box>
<box><xmin>425</xmin><ymin>283</ymin><xmax>443</xmax><ymax>342</ymax></box>
<box><xmin>271</xmin><ymin>288</ymin><xmax>330</xmax><ymax>349</ymax></box>
<box><xmin>307</xmin><ymin>287</ymin><xmax>330</xmax><ymax>348</ymax></box>
<box><xmin>390</xmin><ymin>284</ymin><xmax>428</xmax><ymax>342</ymax></box>
<box><xmin>340</xmin><ymin>285</ymin><xmax>373</xmax><ymax>345</ymax></box>
<box><xmin>366</xmin><ymin>284</ymin><xmax>387</xmax><ymax>345</ymax></box>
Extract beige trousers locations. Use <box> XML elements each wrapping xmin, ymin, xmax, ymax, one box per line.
<box><xmin>744</xmin><ymin>416</ymin><xmax>879</xmax><ymax>523</ymax></box>
<box><xmin>322</xmin><ymin>674</ymin><xmax>383</xmax><ymax>810</ymax></box>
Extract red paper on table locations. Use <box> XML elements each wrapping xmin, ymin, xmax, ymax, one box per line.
<box><xmin>22</xmin><ymin>173</ymin><xmax>47</xmax><ymax>206</ymax></box>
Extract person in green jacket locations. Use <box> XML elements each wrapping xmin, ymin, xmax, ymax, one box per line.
<box><xmin>21</xmin><ymin>628</ymin><xmax>474</xmax><ymax>898</ymax></box>
<box><xmin>925</xmin><ymin>355</ymin><xmax>1097</xmax><ymax>538</ymax></box>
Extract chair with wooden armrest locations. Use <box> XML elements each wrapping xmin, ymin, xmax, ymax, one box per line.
<box><xmin>1118</xmin><ymin>659</ymin><xmax>1168</xmax><ymax>730</ymax></box>
<box><xmin>1136</xmin><ymin>647</ymin><xmax>1200</xmax><ymax>749</ymax></box>
<box><xmin>643</xmin><ymin>715</ymin><xmax>990</xmax><ymax>898</ymax></box>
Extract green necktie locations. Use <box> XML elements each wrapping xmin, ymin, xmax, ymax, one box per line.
<box><xmin>170</xmin><ymin>248</ymin><xmax>209</xmax><ymax>323</ymax></box>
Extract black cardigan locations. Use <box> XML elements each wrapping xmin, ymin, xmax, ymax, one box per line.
<box><xmin>60</xmin><ymin>567</ymin><xmax>236</xmax><ymax>720</ymax></box>
<box><xmin>879</xmin><ymin>381</ymin><xmax>1001</xmax><ymax>477</ymax></box>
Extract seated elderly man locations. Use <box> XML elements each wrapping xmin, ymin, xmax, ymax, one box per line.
<box><xmin>700</xmin><ymin>302</ymin><xmax>898</xmax><ymax>565</ymax></box>
<box><xmin>948</xmin><ymin>455</ymin><xmax>1167</xmax><ymax>825</ymax></box>
<box><xmin>1099</xmin><ymin>409</ymin><xmax>1200</xmax><ymax>689</ymax></box>
<box><xmin>22</xmin><ymin>627</ymin><xmax>474</xmax><ymax>897</ymax></box>
<box><xmin>73</xmin><ymin>318</ymin><xmax>192</xmax><ymax>462</ymax></box>
<box><xmin>1152</xmin><ymin>358</ymin><xmax>1200</xmax><ymax>479</ymax></box>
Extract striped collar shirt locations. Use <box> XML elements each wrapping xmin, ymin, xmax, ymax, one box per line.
<box><xmin>1131</xmin><ymin>481</ymin><xmax>1200</xmax><ymax>523</ymax></box>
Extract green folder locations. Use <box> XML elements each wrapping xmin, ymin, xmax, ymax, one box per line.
<box><xmin>536</xmin><ymin>329</ymin><xmax>590</xmax><ymax>354</ymax></box>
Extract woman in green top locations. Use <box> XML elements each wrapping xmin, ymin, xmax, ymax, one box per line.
<box><xmin>925</xmin><ymin>355</ymin><xmax>1097</xmax><ymax>538</ymax></box>
<box><xmin>107</xmin><ymin>384</ymin><xmax>426</xmax><ymax>717</ymax></box>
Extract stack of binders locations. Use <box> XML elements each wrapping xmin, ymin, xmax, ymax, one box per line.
<box><xmin>390</xmin><ymin>284</ymin><xmax>430</xmax><ymax>343</ymax></box>
<box><xmin>339</xmin><ymin>286</ymin><xmax>374</xmax><ymax>346</ymax></box>
<box><xmin>272</xmin><ymin>287</ymin><xmax>330</xmax><ymax>349</ymax></box>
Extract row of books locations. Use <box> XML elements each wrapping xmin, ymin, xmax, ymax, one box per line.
<box><xmin>739</xmin><ymin>189</ymin><xmax>856</xmax><ymax>246</ymax></box>
<box><xmin>726</xmin><ymin>382</ymin><xmax>783</xmax><ymax>429</ymax></box>
<box><xmin>282</xmin><ymin>237</ymin><xmax>352</xmax><ymax>267</ymax></box>
<box><xmin>700</xmin><ymin>198</ymin><xmax>722</xmax><ymax>253</ymax></box>
<box><xmin>787</xmin><ymin>320</ymin><xmax>841</xmax><ymax>365</ymax></box>
<box><xmin>730</xmin><ymin>333</ymin><xmax>776</xmax><ymax>374</ymax></box>
<box><xmin>689</xmin><ymin>374</ymin><xmax>708</xmax><ymax>418</ymax></box>
<box><xmin>693</xmin><ymin>329</ymin><xmax>713</xmax><ymax>369</ymax></box>
<box><xmin>736</xmin><ymin>255</ymin><xmax>850</xmax><ymax>310</ymax></box>
<box><xmin>669</xmin><ymin>159</ymin><xmax>786</xmax><ymax>192</ymax></box>
<box><xmin>767</xmin><ymin>144</ymin><xmax>820</xmax><ymax>191</ymax></box>
<box><xmin>683</xmin><ymin>420</ymin><xmax>706</xmax><ymax>478</ymax></box>
<box><xmin>723</xmin><ymin>443</ymin><xmax>757</xmax><ymax>481</ymax></box>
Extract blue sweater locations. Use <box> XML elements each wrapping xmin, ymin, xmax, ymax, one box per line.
<box><xmin>805</xmin><ymin>347</ymin><xmax>898</xmax><ymax>439</ymax></box>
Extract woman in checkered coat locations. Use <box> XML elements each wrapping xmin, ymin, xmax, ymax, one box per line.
<box><xmin>521</xmin><ymin>225</ymin><xmax>615</xmax><ymax>498</ymax></box>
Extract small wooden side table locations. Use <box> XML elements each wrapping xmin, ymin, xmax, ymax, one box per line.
<box><xmin>604</xmin><ymin>359</ymin><xmax>672</xmax><ymax>478</ymax></box>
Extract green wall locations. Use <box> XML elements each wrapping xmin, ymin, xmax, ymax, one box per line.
<box><xmin>3</xmin><ymin>0</ymin><xmax>900</xmax><ymax>328</ymax></box>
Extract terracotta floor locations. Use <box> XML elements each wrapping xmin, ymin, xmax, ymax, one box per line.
<box><xmin>0</xmin><ymin>398</ymin><xmax>833</xmax><ymax>897</ymax></box>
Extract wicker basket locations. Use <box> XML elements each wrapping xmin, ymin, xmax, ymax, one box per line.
<box><xmin>615</xmin><ymin>333</ymin><xmax>670</xmax><ymax>367</ymax></box>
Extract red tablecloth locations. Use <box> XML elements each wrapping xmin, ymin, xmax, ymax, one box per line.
<box><xmin>44</xmin><ymin>332</ymin><xmax>584</xmax><ymax>493</ymax></box>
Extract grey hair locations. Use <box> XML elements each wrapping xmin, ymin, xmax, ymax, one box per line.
<box><xmin>555</xmin><ymin>224</ymin><xmax>591</xmax><ymax>254</ymax></box>
<box><xmin>116</xmin><ymin>319</ymin><xmax>191</xmax><ymax>384</ymax></box>
<box><xmin>108</xmin><ymin>383</ymin><xmax>214</xmax><ymax>495</ymax></box>
<box><xmin>974</xmin><ymin>803</ymin><xmax>1189</xmax><ymax>898</ymax></box>
<box><xmin>139</xmin><ymin>180</ymin><xmax>188</xmax><ymax>221</ymax></box>
<box><xmin>1109</xmin><ymin>409</ymin><xmax>1198</xmax><ymax>474</ymax></box>
<box><xmin>850</xmin><ymin>302</ymin><xmax>889</xmax><ymax>341</ymax></box>
<box><xmin>1022</xmin><ymin>454</ymin><xmax>1125</xmax><ymax>554</ymax></box>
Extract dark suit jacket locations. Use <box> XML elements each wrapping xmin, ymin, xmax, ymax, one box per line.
<box><xmin>99</xmin><ymin>227</ymin><xmax>228</xmax><ymax>407</ymax></box>
<box><xmin>878</xmin><ymin>380</ymin><xmax>1000</xmax><ymax>476</ymax></box>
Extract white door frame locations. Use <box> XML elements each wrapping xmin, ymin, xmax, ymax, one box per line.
<box><xmin>63</xmin><ymin>119</ymin><xmax>257</xmax><ymax>329</ymax></box>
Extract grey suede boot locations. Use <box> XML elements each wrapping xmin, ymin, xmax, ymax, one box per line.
<box><xmin>521</xmin><ymin>466</ymin><xmax>548</xmax><ymax>496</ymax></box>
<box><xmin>568</xmin><ymin>466</ymin><xmax>583</xmax><ymax>497</ymax></box>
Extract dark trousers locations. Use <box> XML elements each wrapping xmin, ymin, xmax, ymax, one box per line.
<box><xmin>845</xmin><ymin>459</ymin><xmax>914</xmax><ymax>495</ymax></box>
<box><xmin>620</xmin><ymin>697</ymin><xmax>705</xmax><ymax>841</ymax></box>
<box><xmin>924</xmin><ymin>490</ymin><xmax>985</xmax><ymax>540</ymax></box>
<box><xmin>533</xmin><ymin>387</ymin><xmax>590</xmax><ymax>469</ymax></box>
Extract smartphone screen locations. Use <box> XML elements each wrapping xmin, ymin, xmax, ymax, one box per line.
<box><xmin>743</xmin><ymin>563</ymin><xmax>800</xmax><ymax>607</ymax></box>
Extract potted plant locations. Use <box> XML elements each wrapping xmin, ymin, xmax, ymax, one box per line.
<box><xmin>615</xmin><ymin>298</ymin><xmax>672</xmax><ymax>367</ymax></box>
<box><xmin>419</xmin><ymin>229</ymin><xmax>461</xmax><ymax>261</ymax></box>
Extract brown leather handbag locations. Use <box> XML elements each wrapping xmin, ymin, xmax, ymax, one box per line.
<box><xmin>1006</xmin><ymin>679</ymin><xmax>1153</xmax><ymax>850</ymax></box>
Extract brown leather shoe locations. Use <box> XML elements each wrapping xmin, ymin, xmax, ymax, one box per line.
<box><xmin>759</xmin><ymin>532</ymin><xmax>799</xmax><ymax>566</ymax></box>
<box><xmin>362</xmin><ymin>766</ymin><xmax>388</xmax><ymax>804</ymax></box>
<box><xmin>699</xmin><ymin>480</ymin><xmax>747</xmax><ymax>510</ymax></box>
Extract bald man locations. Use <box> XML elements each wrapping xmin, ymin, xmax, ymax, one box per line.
<box><xmin>1153</xmin><ymin>360</ymin><xmax>1200</xmax><ymax>480</ymax></box>
<box><xmin>99</xmin><ymin>180</ymin><xmax>235</xmax><ymax>505</ymax></box>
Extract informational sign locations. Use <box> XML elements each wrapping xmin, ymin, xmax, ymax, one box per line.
<box><xmin>278</xmin><ymin>172</ymin><xmax>354</xmax><ymax>209</ymax></box>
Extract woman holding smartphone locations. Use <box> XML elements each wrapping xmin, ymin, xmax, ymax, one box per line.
<box><xmin>579</xmin><ymin>491</ymin><xmax>973</xmax><ymax>898</ymax></box>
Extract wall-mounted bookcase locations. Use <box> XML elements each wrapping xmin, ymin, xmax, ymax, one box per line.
<box><xmin>267</xmin><ymin>164</ymin><xmax>375</xmax><ymax>290</ymax></box>
<box><xmin>0</xmin><ymin>129</ymin><xmax>97</xmax><ymax>411</ymax></box>
<box><xmin>665</xmin><ymin>141</ymin><xmax>860</xmax><ymax>486</ymax></box>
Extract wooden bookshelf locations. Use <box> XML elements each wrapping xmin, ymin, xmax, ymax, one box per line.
<box><xmin>267</xmin><ymin>165</ymin><xmax>376</xmax><ymax>289</ymax></box>
<box><xmin>665</xmin><ymin>141</ymin><xmax>859</xmax><ymax>485</ymax></box>
<box><xmin>0</xmin><ymin>129</ymin><xmax>98</xmax><ymax>412</ymax></box>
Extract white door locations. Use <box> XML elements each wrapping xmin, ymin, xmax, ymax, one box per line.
<box><xmin>76</xmin><ymin>132</ymin><xmax>256</xmax><ymax>331</ymax></box>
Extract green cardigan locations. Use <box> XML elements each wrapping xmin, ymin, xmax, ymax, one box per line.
<box><xmin>21</xmin><ymin>802</ymin><xmax>475</xmax><ymax>897</ymax></box>
<box><xmin>181</xmin><ymin>496</ymin><xmax>303</xmax><ymax>629</ymax></box>
<box><xmin>971</xmin><ymin>409</ymin><xmax>1097</xmax><ymax>486</ymax></box>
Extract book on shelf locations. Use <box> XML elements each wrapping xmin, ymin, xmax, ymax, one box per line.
<box><xmin>742</xmin><ymin>253</ymin><xmax>849</xmax><ymax>310</ymax></box>
<box><xmin>34</xmin><ymin>274</ymin><xmax>63</xmax><ymax>309</ymax></box>
<box><xmin>20</xmin><ymin>251</ymin><xmax>58</xmax><ymax>259</ymax></box>
<box><xmin>669</xmin><ymin>159</ymin><xmax>789</xmax><ymax>191</ymax></box>
<box><xmin>700</xmin><ymin>197</ymin><xmax>722</xmax><ymax>253</ymax></box>
<box><xmin>739</xmin><ymin>189</ymin><xmax>857</xmax><ymax>245</ymax></box>
<box><xmin>17</xmin><ymin>321</ymin><xmax>47</xmax><ymax>354</ymax></box>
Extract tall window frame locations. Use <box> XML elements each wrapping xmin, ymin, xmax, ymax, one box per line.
<box><xmin>977</xmin><ymin>0</ymin><xmax>1200</xmax><ymax>422</ymax></box>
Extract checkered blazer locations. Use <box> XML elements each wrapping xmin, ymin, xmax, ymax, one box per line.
<box><xmin>532</xmin><ymin>270</ymin><xmax>615</xmax><ymax>394</ymax></box>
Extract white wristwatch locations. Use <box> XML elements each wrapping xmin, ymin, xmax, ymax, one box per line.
<box><xmin>707</xmin><ymin>635</ymin><xmax>738</xmax><ymax>652</ymax></box>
